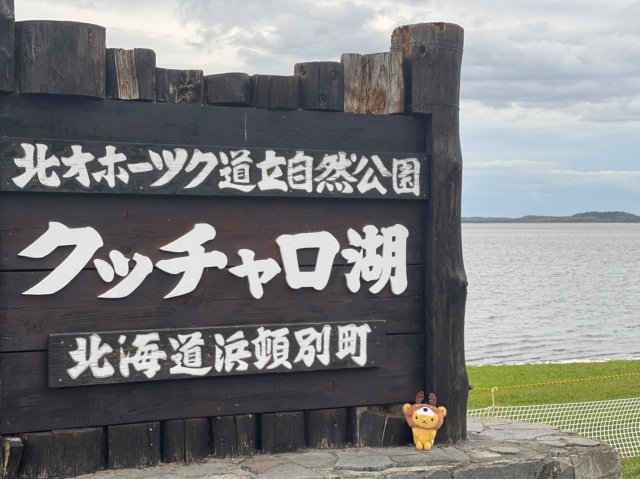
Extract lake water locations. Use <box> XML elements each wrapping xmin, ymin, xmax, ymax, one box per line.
<box><xmin>462</xmin><ymin>223</ymin><xmax>640</xmax><ymax>365</ymax></box>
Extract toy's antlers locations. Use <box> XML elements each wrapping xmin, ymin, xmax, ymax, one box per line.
<box><xmin>415</xmin><ymin>391</ymin><xmax>425</xmax><ymax>404</ymax></box>
<box><xmin>429</xmin><ymin>393</ymin><xmax>436</xmax><ymax>406</ymax></box>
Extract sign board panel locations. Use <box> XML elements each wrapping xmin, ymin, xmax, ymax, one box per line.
<box><xmin>0</xmin><ymin>96</ymin><xmax>428</xmax><ymax>434</ymax></box>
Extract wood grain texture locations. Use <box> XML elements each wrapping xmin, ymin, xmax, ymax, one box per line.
<box><xmin>391</xmin><ymin>23</ymin><xmax>464</xmax><ymax>115</ymax></box>
<box><xmin>205</xmin><ymin>73</ymin><xmax>251</xmax><ymax>106</ymax></box>
<box><xmin>353</xmin><ymin>410</ymin><xmax>386</xmax><ymax>447</ymax></box>
<box><xmin>0</xmin><ymin>334</ymin><xmax>423</xmax><ymax>434</ymax></box>
<box><xmin>107</xmin><ymin>423</ymin><xmax>160</xmax><ymax>469</ymax></box>
<box><xmin>393</xmin><ymin>22</ymin><xmax>468</xmax><ymax>443</ymax></box>
<box><xmin>1</xmin><ymin>271</ymin><xmax>422</xmax><ymax>353</ymax></box>
<box><xmin>16</xmin><ymin>432</ymin><xmax>52</xmax><ymax>479</ymax></box>
<box><xmin>295</xmin><ymin>62</ymin><xmax>344</xmax><ymax>112</ymax></box>
<box><xmin>0</xmin><ymin>0</ymin><xmax>15</xmax><ymax>93</ymax></box>
<box><xmin>251</xmin><ymin>75</ymin><xmax>299</xmax><ymax>110</ymax></box>
<box><xmin>2</xmin><ymin>437</ymin><xmax>23</xmax><ymax>479</ymax></box>
<box><xmin>211</xmin><ymin>416</ymin><xmax>236</xmax><ymax>457</ymax></box>
<box><xmin>211</xmin><ymin>415</ymin><xmax>256</xmax><ymax>457</ymax></box>
<box><xmin>17</xmin><ymin>428</ymin><xmax>104</xmax><ymax>478</ymax></box>
<box><xmin>184</xmin><ymin>418</ymin><xmax>210</xmax><ymax>462</ymax></box>
<box><xmin>234</xmin><ymin>415</ymin><xmax>257</xmax><ymax>457</ymax></box>
<box><xmin>161</xmin><ymin>420</ymin><xmax>185</xmax><ymax>462</ymax></box>
<box><xmin>382</xmin><ymin>414</ymin><xmax>412</xmax><ymax>446</ymax></box>
<box><xmin>342</xmin><ymin>52</ymin><xmax>404</xmax><ymax>114</ymax></box>
<box><xmin>261</xmin><ymin>412</ymin><xmax>305</xmax><ymax>453</ymax></box>
<box><xmin>15</xmin><ymin>21</ymin><xmax>105</xmax><ymax>98</ymax></box>
<box><xmin>106</xmin><ymin>48</ymin><xmax>156</xmax><ymax>101</ymax></box>
<box><xmin>305</xmin><ymin>408</ymin><xmax>348</xmax><ymax>448</ymax></box>
<box><xmin>156</xmin><ymin>68</ymin><xmax>205</xmax><ymax>104</ymax></box>
<box><xmin>0</xmin><ymin>95</ymin><xmax>426</xmax><ymax>153</ymax></box>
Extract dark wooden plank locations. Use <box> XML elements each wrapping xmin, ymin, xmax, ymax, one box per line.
<box><xmin>348</xmin><ymin>405</ymin><xmax>382</xmax><ymax>444</ymax></box>
<box><xmin>49</xmin><ymin>320</ymin><xmax>386</xmax><ymax>387</ymax></box>
<box><xmin>268</xmin><ymin>75</ymin><xmax>299</xmax><ymax>110</ymax></box>
<box><xmin>211</xmin><ymin>414</ymin><xmax>256</xmax><ymax>458</ymax></box>
<box><xmin>0</xmin><ymin>138</ymin><xmax>429</xmax><ymax>199</ymax></box>
<box><xmin>1</xmin><ymin>273</ymin><xmax>422</xmax><ymax>352</ymax></box>
<box><xmin>295</xmin><ymin>62</ymin><xmax>344</xmax><ymax>112</ymax></box>
<box><xmin>355</xmin><ymin>410</ymin><xmax>385</xmax><ymax>447</ymax></box>
<box><xmin>0</xmin><ymin>193</ymin><xmax>424</xmax><ymax>270</ymax></box>
<box><xmin>49</xmin><ymin>428</ymin><xmax>105</xmax><ymax>477</ymax></box>
<box><xmin>205</xmin><ymin>73</ymin><xmax>251</xmax><ymax>106</ymax></box>
<box><xmin>211</xmin><ymin>416</ymin><xmax>236</xmax><ymax>457</ymax></box>
<box><xmin>261</xmin><ymin>412</ymin><xmax>305</xmax><ymax>453</ymax></box>
<box><xmin>251</xmin><ymin>75</ymin><xmax>299</xmax><ymax>110</ymax></box>
<box><xmin>382</xmin><ymin>414</ymin><xmax>412</xmax><ymax>446</ymax></box>
<box><xmin>393</xmin><ymin>22</ymin><xmax>468</xmax><ymax>443</ymax></box>
<box><xmin>250</xmin><ymin>74</ymin><xmax>270</xmax><ymax>109</ymax></box>
<box><xmin>235</xmin><ymin>414</ymin><xmax>257</xmax><ymax>456</ymax></box>
<box><xmin>391</xmin><ymin>22</ymin><xmax>463</xmax><ymax>115</ymax></box>
<box><xmin>161</xmin><ymin>419</ymin><xmax>184</xmax><ymax>462</ymax></box>
<box><xmin>106</xmin><ymin>48</ymin><xmax>156</xmax><ymax>101</ymax></box>
<box><xmin>107</xmin><ymin>422</ymin><xmax>160</xmax><ymax>469</ymax></box>
<box><xmin>0</xmin><ymin>0</ymin><xmax>15</xmax><ymax>93</ymax></box>
<box><xmin>184</xmin><ymin>418</ymin><xmax>209</xmax><ymax>462</ymax></box>
<box><xmin>305</xmin><ymin>408</ymin><xmax>347</xmax><ymax>448</ymax></box>
<box><xmin>0</xmin><ymin>95</ymin><xmax>426</xmax><ymax>153</ymax></box>
<box><xmin>17</xmin><ymin>432</ymin><xmax>51</xmax><ymax>479</ymax></box>
<box><xmin>156</xmin><ymin>68</ymin><xmax>204</xmax><ymax>105</ymax></box>
<box><xmin>2</xmin><ymin>437</ymin><xmax>23</xmax><ymax>479</ymax></box>
<box><xmin>15</xmin><ymin>21</ymin><xmax>105</xmax><ymax>98</ymax></box>
<box><xmin>342</xmin><ymin>52</ymin><xmax>404</xmax><ymax>114</ymax></box>
<box><xmin>0</xmin><ymin>194</ymin><xmax>425</xmax><ymax>353</ymax></box>
<box><xmin>1</xmin><ymin>334</ymin><xmax>423</xmax><ymax>434</ymax></box>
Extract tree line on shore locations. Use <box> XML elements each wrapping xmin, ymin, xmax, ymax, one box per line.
<box><xmin>462</xmin><ymin>211</ymin><xmax>640</xmax><ymax>223</ymax></box>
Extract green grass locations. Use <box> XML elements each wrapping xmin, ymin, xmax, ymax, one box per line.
<box><xmin>467</xmin><ymin>360</ymin><xmax>640</xmax><ymax>409</ymax></box>
<box><xmin>467</xmin><ymin>359</ymin><xmax>640</xmax><ymax>478</ymax></box>
<box><xmin>623</xmin><ymin>458</ymin><xmax>640</xmax><ymax>479</ymax></box>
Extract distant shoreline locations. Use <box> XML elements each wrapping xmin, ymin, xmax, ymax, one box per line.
<box><xmin>462</xmin><ymin>211</ymin><xmax>640</xmax><ymax>223</ymax></box>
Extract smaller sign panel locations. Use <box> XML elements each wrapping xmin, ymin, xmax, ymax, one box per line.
<box><xmin>49</xmin><ymin>321</ymin><xmax>386</xmax><ymax>387</ymax></box>
<box><xmin>0</xmin><ymin>138</ymin><xmax>428</xmax><ymax>199</ymax></box>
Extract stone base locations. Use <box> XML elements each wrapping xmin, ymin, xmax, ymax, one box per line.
<box><xmin>71</xmin><ymin>418</ymin><xmax>622</xmax><ymax>478</ymax></box>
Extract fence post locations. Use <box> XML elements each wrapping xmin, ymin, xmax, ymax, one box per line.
<box><xmin>0</xmin><ymin>0</ymin><xmax>15</xmax><ymax>93</ymax></box>
<box><xmin>392</xmin><ymin>22</ymin><xmax>469</xmax><ymax>443</ymax></box>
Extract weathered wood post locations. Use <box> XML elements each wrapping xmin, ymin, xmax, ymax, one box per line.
<box><xmin>0</xmin><ymin>0</ymin><xmax>15</xmax><ymax>92</ymax></box>
<box><xmin>15</xmin><ymin>20</ymin><xmax>106</xmax><ymax>97</ymax></box>
<box><xmin>392</xmin><ymin>22</ymin><xmax>469</xmax><ymax>443</ymax></box>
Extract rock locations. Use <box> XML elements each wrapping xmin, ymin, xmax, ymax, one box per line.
<box><xmin>334</xmin><ymin>451</ymin><xmax>393</xmax><ymax>471</ymax></box>
<box><xmin>572</xmin><ymin>450</ymin><xmax>622</xmax><ymax>479</ymax></box>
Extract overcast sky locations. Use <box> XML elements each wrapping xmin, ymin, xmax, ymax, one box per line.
<box><xmin>15</xmin><ymin>0</ymin><xmax>640</xmax><ymax>217</ymax></box>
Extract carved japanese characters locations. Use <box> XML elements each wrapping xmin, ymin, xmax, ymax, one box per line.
<box><xmin>49</xmin><ymin>321</ymin><xmax>386</xmax><ymax>387</ymax></box>
<box><xmin>19</xmin><ymin>222</ymin><xmax>409</xmax><ymax>300</ymax></box>
<box><xmin>402</xmin><ymin>391</ymin><xmax>447</xmax><ymax>451</ymax></box>
<box><xmin>4</xmin><ymin>140</ymin><xmax>424</xmax><ymax>199</ymax></box>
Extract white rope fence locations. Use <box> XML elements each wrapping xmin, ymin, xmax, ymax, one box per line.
<box><xmin>468</xmin><ymin>397</ymin><xmax>640</xmax><ymax>458</ymax></box>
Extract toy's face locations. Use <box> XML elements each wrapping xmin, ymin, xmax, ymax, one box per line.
<box><xmin>404</xmin><ymin>404</ymin><xmax>444</xmax><ymax>430</ymax></box>
<box><xmin>412</xmin><ymin>406</ymin><xmax>440</xmax><ymax>429</ymax></box>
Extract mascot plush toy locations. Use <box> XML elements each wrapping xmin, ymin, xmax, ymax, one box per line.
<box><xmin>402</xmin><ymin>391</ymin><xmax>447</xmax><ymax>450</ymax></box>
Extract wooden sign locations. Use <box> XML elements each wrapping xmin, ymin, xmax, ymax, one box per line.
<box><xmin>0</xmin><ymin>137</ymin><xmax>427</xmax><ymax>199</ymax></box>
<box><xmin>0</xmin><ymin>15</ymin><xmax>467</xmax><ymax>457</ymax></box>
<box><xmin>49</xmin><ymin>321</ymin><xmax>386</xmax><ymax>387</ymax></box>
<box><xmin>0</xmin><ymin>94</ymin><xmax>427</xmax><ymax>435</ymax></box>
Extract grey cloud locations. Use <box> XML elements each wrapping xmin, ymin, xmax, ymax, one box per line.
<box><xmin>459</xmin><ymin>2</ymin><xmax>640</xmax><ymax>121</ymax></box>
<box><xmin>177</xmin><ymin>0</ymin><xmax>386</xmax><ymax>73</ymax></box>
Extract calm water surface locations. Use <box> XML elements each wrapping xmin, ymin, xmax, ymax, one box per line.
<box><xmin>462</xmin><ymin>223</ymin><xmax>640</xmax><ymax>365</ymax></box>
